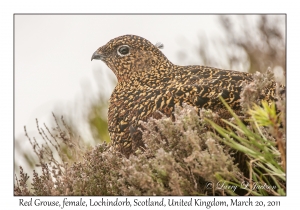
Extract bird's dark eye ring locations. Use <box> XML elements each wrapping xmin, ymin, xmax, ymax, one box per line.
<box><xmin>117</xmin><ymin>45</ymin><xmax>130</xmax><ymax>56</ymax></box>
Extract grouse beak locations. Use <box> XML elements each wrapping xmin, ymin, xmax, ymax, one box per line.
<box><xmin>91</xmin><ymin>50</ymin><xmax>105</xmax><ymax>61</ymax></box>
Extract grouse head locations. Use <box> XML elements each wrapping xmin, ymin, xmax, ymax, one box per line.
<box><xmin>91</xmin><ymin>35</ymin><xmax>170</xmax><ymax>81</ymax></box>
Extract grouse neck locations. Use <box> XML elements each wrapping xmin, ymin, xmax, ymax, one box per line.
<box><xmin>117</xmin><ymin>60</ymin><xmax>174</xmax><ymax>83</ymax></box>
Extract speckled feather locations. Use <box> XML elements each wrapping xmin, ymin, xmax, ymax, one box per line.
<box><xmin>92</xmin><ymin>35</ymin><xmax>280</xmax><ymax>157</ymax></box>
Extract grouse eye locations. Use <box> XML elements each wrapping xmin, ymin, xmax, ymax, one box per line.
<box><xmin>117</xmin><ymin>45</ymin><xmax>130</xmax><ymax>56</ymax></box>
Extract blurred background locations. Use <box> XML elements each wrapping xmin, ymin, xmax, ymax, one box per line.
<box><xmin>15</xmin><ymin>15</ymin><xmax>286</xmax><ymax>173</ymax></box>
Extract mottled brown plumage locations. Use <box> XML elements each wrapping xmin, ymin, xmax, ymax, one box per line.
<box><xmin>91</xmin><ymin>35</ymin><xmax>280</xmax><ymax>157</ymax></box>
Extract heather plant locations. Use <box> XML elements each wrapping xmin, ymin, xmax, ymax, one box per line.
<box><xmin>15</xmin><ymin>113</ymin><xmax>88</xmax><ymax>196</ymax></box>
<box><xmin>117</xmin><ymin>104</ymin><xmax>241</xmax><ymax>196</ymax></box>
<box><xmin>15</xmin><ymin>105</ymin><xmax>241</xmax><ymax>196</ymax></box>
